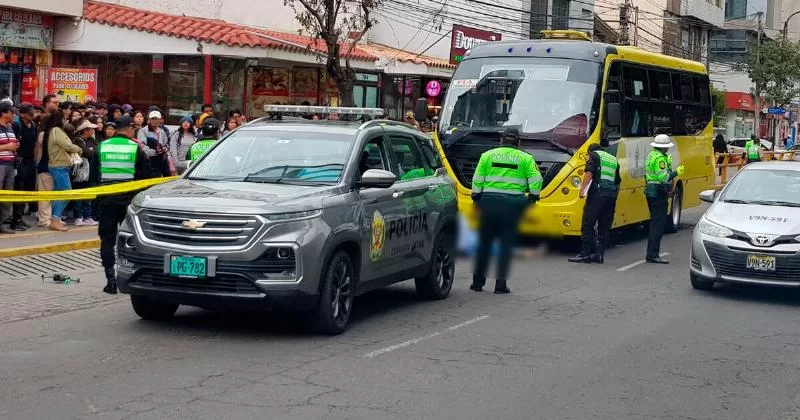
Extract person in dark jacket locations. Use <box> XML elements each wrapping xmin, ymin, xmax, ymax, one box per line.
<box><xmin>713</xmin><ymin>134</ymin><xmax>727</xmax><ymax>176</ymax></box>
<box><xmin>72</xmin><ymin>119</ymin><xmax>99</xmax><ymax>226</ymax></box>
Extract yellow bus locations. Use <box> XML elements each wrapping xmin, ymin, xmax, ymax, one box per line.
<box><xmin>434</xmin><ymin>30</ymin><xmax>715</xmax><ymax>238</ymax></box>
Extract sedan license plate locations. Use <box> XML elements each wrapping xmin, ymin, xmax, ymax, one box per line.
<box><xmin>169</xmin><ymin>256</ymin><xmax>208</xmax><ymax>278</ymax></box>
<box><xmin>746</xmin><ymin>254</ymin><xmax>776</xmax><ymax>272</ymax></box>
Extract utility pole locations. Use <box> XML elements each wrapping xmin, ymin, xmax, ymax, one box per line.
<box><xmin>619</xmin><ymin>1</ymin><xmax>631</xmax><ymax>45</ymax></box>
<box><xmin>755</xmin><ymin>11</ymin><xmax>763</xmax><ymax>138</ymax></box>
<box><xmin>633</xmin><ymin>6</ymin><xmax>639</xmax><ymax>46</ymax></box>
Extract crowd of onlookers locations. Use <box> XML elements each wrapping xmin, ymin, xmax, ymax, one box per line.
<box><xmin>0</xmin><ymin>97</ymin><xmax>245</xmax><ymax>234</ymax></box>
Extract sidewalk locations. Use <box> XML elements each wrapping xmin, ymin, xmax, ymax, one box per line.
<box><xmin>0</xmin><ymin>215</ymin><xmax>99</xmax><ymax>258</ymax></box>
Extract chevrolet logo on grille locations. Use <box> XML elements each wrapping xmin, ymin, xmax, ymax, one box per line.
<box><xmin>182</xmin><ymin>219</ymin><xmax>207</xmax><ymax>230</ymax></box>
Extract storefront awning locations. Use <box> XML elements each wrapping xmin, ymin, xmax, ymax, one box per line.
<box><xmin>54</xmin><ymin>1</ymin><xmax>377</xmax><ymax>67</ymax></box>
<box><xmin>358</xmin><ymin>43</ymin><xmax>455</xmax><ymax>78</ymax></box>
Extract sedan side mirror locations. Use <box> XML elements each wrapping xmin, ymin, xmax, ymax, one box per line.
<box><xmin>358</xmin><ymin>169</ymin><xmax>397</xmax><ymax>189</ymax></box>
<box><xmin>699</xmin><ymin>189</ymin><xmax>717</xmax><ymax>203</ymax></box>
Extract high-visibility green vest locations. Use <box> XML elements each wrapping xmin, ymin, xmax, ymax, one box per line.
<box><xmin>472</xmin><ymin>146</ymin><xmax>543</xmax><ymax>196</ymax></box>
<box><xmin>400</xmin><ymin>167</ymin><xmax>433</xmax><ymax>181</ymax></box>
<box><xmin>189</xmin><ymin>139</ymin><xmax>216</xmax><ymax>161</ymax></box>
<box><xmin>594</xmin><ymin>150</ymin><xmax>619</xmax><ymax>192</ymax></box>
<box><xmin>99</xmin><ymin>136</ymin><xmax>138</xmax><ymax>183</ymax></box>
<box><xmin>645</xmin><ymin>149</ymin><xmax>671</xmax><ymax>185</ymax></box>
<box><xmin>745</xmin><ymin>140</ymin><xmax>760</xmax><ymax>160</ymax></box>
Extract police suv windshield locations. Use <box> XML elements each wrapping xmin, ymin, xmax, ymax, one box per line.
<box><xmin>439</xmin><ymin>57</ymin><xmax>601</xmax><ymax>150</ymax></box>
<box><xmin>187</xmin><ymin>129</ymin><xmax>356</xmax><ymax>184</ymax></box>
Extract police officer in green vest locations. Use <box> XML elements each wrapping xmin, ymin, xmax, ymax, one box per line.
<box><xmin>97</xmin><ymin>115</ymin><xmax>153</xmax><ymax>294</ymax></box>
<box><xmin>469</xmin><ymin>128</ymin><xmax>543</xmax><ymax>294</ymax></box>
<box><xmin>569</xmin><ymin>143</ymin><xmax>621</xmax><ymax>264</ymax></box>
<box><xmin>644</xmin><ymin>134</ymin><xmax>684</xmax><ymax>265</ymax></box>
<box><xmin>187</xmin><ymin>118</ymin><xmax>221</xmax><ymax>161</ymax></box>
<box><xmin>744</xmin><ymin>134</ymin><xmax>761</xmax><ymax>164</ymax></box>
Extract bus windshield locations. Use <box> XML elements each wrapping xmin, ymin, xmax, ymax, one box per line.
<box><xmin>439</xmin><ymin>57</ymin><xmax>601</xmax><ymax>150</ymax></box>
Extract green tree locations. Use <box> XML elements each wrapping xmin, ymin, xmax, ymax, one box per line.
<box><xmin>746</xmin><ymin>37</ymin><xmax>800</xmax><ymax>107</ymax></box>
<box><xmin>710</xmin><ymin>86</ymin><xmax>726</xmax><ymax>127</ymax></box>
<box><xmin>283</xmin><ymin>0</ymin><xmax>381</xmax><ymax>107</ymax></box>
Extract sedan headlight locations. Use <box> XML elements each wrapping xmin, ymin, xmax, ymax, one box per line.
<box><xmin>265</xmin><ymin>209</ymin><xmax>321</xmax><ymax>221</ymax></box>
<box><xmin>697</xmin><ymin>218</ymin><xmax>733</xmax><ymax>238</ymax></box>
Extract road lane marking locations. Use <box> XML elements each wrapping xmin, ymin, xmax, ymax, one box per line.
<box><xmin>363</xmin><ymin>315</ymin><xmax>490</xmax><ymax>358</ymax></box>
<box><xmin>617</xmin><ymin>253</ymin><xmax>671</xmax><ymax>272</ymax></box>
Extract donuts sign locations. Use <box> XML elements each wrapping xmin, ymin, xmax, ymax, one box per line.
<box><xmin>449</xmin><ymin>25</ymin><xmax>502</xmax><ymax>64</ymax></box>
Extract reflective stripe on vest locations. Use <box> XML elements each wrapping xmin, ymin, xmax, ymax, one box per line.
<box><xmin>99</xmin><ymin>137</ymin><xmax>137</xmax><ymax>183</ymax></box>
<box><xmin>594</xmin><ymin>150</ymin><xmax>619</xmax><ymax>191</ymax></box>
<box><xmin>471</xmin><ymin>147</ymin><xmax>543</xmax><ymax>196</ymax></box>
<box><xmin>644</xmin><ymin>150</ymin><xmax>670</xmax><ymax>185</ymax></box>
<box><xmin>190</xmin><ymin>139</ymin><xmax>215</xmax><ymax>161</ymax></box>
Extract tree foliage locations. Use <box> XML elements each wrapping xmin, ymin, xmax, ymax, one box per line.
<box><xmin>283</xmin><ymin>0</ymin><xmax>381</xmax><ymax>107</ymax></box>
<box><xmin>710</xmin><ymin>85</ymin><xmax>726</xmax><ymax>126</ymax></box>
<box><xmin>746</xmin><ymin>37</ymin><xmax>800</xmax><ymax>107</ymax></box>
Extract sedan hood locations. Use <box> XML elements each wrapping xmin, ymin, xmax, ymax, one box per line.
<box><xmin>133</xmin><ymin>179</ymin><xmax>338</xmax><ymax>214</ymax></box>
<box><xmin>706</xmin><ymin>202</ymin><xmax>800</xmax><ymax>235</ymax></box>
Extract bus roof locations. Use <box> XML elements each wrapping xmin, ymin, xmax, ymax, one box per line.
<box><xmin>462</xmin><ymin>39</ymin><xmax>707</xmax><ymax>75</ymax></box>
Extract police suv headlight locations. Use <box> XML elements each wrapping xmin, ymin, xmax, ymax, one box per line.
<box><xmin>265</xmin><ymin>209</ymin><xmax>321</xmax><ymax>221</ymax></box>
<box><xmin>697</xmin><ymin>218</ymin><xmax>733</xmax><ymax>238</ymax></box>
<box><xmin>570</xmin><ymin>176</ymin><xmax>582</xmax><ymax>187</ymax></box>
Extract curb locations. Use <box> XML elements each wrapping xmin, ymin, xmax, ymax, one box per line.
<box><xmin>0</xmin><ymin>239</ymin><xmax>100</xmax><ymax>258</ymax></box>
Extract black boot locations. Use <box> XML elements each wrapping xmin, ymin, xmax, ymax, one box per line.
<box><xmin>103</xmin><ymin>280</ymin><xmax>118</xmax><ymax>294</ymax></box>
<box><xmin>568</xmin><ymin>253</ymin><xmax>593</xmax><ymax>263</ymax></box>
<box><xmin>646</xmin><ymin>257</ymin><xmax>669</xmax><ymax>264</ymax></box>
<box><xmin>494</xmin><ymin>281</ymin><xmax>510</xmax><ymax>294</ymax></box>
<box><xmin>470</xmin><ymin>274</ymin><xmax>485</xmax><ymax>292</ymax></box>
<box><xmin>591</xmin><ymin>253</ymin><xmax>604</xmax><ymax>264</ymax></box>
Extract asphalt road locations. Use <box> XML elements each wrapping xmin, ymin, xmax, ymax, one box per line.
<box><xmin>4</xmin><ymin>206</ymin><xmax>800</xmax><ymax>420</ymax></box>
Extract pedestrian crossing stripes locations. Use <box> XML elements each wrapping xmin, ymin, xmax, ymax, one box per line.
<box><xmin>0</xmin><ymin>249</ymin><xmax>102</xmax><ymax>279</ymax></box>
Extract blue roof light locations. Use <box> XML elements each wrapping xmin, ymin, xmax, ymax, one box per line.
<box><xmin>546</xmin><ymin>47</ymin><xmax>552</xmax><ymax>53</ymax></box>
<box><xmin>508</xmin><ymin>47</ymin><xmax>514</xmax><ymax>53</ymax></box>
<box><xmin>526</xmin><ymin>46</ymin><xmax>532</xmax><ymax>52</ymax></box>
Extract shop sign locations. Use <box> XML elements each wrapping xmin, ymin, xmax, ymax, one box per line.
<box><xmin>20</xmin><ymin>74</ymin><xmax>38</xmax><ymax>104</ymax></box>
<box><xmin>355</xmin><ymin>73</ymin><xmax>379</xmax><ymax>83</ymax></box>
<box><xmin>45</xmin><ymin>67</ymin><xmax>98</xmax><ymax>103</ymax></box>
<box><xmin>152</xmin><ymin>55</ymin><xmax>164</xmax><ymax>74</ymax></box>
<box><xmin>396</xmin><ymin>79</ymin><xmax>415</xmax><ymax>96</ymax></box>
<box><xmin>251</xmin><ymin>68</ymin><xmax>289</xmax><ymax>96</ymax></box>
<box><xmin>450</xmin><ymin>24</ymin><xmax>501</xmax><ymax>65</ymax></box>
<box><xmin>768</xmin><ymin>107</ymin><xmax>785</xmax><ymax>115</ymax></box>
<box><xmin>425</xmin><ymin>80</ymin><xmax>442</xmax><ymax>97</ymax></box>
<box><xmin>0</xmin><ymin>8</ymin><xmax>53</xmax><ymax>50</ymax></box>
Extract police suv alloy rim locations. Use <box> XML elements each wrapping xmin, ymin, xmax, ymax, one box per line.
<box><xmin>435</xmin><ymin>246</ymin><xmax>455</xmax><ymax>291</ymax></box>
<box><xmin>331</xmin><ymin>259</ymin><xmax>353</xmax><ymax>324</ymax></box>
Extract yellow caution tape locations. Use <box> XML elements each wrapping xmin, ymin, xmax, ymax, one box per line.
<box><xmin>0</xmin><ymin>177</ymin><xmax>178</xmax><ymax>202</ymax></box>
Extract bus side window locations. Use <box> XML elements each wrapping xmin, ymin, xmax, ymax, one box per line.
<box><xmin>621</xmin><ymin>65</ymin><xmax>652</xmax><ymax>137</ymax></box>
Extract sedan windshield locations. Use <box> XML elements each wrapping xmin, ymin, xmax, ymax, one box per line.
<box><xmin>187</xmin><ymin>130</ymin><xmax>355</xmax><ymax>184</ymax></box>
<box><xmin>439</xmin><ymin>57</ymin><xmax>601</xmax><ymax>150</ymax></box>
<box><xmin>721</xmin><ymin>169</ymin><xmax>800</xmax><ymax>206</ymax></box>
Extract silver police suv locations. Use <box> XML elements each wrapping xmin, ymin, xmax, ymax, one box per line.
<box><xmin>116</xmin><ymin>118</ymin><xmax>458</xmax><ymax>334</ymax></box>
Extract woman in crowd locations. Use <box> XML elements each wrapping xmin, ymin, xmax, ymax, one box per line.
<box><xmin>103</xmin><ymin>121</ymin><xmax>117</xmax><ymax>140</ymax></box>
<box><xmin>223</xmin><ymin>117</ymin><xmax>239</xmax><ymax>136</ymax></box>
<box><xmin>169</xmin><ymin>116</ymin><xmax>196</xmax><ymax>174</ymax></box>
<box><xmin>71</xmin><ymin>119</ymin><xmax>99</xmax><ymax>226</ymax></box>
<box><xmin>44</xmin><ymin>111</ymin><xmax>82</xmax><ymax>232</ymax></box>
<box><xmin>69</xmin><ymin>110</ymin><xmax>83</xmax><ymax>126</ymax></box>
<box><xmin>132</xmin><ymin>110</ymin><xmax>145</xmax><ymax>134</ymax></box>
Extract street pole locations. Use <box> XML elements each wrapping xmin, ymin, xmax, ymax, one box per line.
<box><xmin>633</xmin><ymin>6</ymin><xmax>639</xmax><ymax>46</ymax></box>
<box><xmin>619</xmin><ymin>2</ymin><xmax>630</xmax><ymax>45</ymax></box>
<box><xmin>755</xmin><ymin>11</ymin><xmax>762</xmax><ymax>139</ymax></box>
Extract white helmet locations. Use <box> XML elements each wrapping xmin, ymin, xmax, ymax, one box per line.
<box><xmin>650</xmin><ymin>134</ymin><xmax>674</xmax><ymax>149</ymax></box>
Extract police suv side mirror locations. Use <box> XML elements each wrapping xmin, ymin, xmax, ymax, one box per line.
<box><xmin>358</xmin><ymin>169</ymin><xmax>397</xmax><ymax>189</ymax></box>
<box><xmin>699</xmin><ymin>189</ymin><xmax>717</xmax><ymax>203</ymax></box>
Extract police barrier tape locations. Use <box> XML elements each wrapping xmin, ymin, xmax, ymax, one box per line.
<box><xmin>0</xmin><ymin>177</ymin><xmax>179</xmax><ymax>203</ymax></box>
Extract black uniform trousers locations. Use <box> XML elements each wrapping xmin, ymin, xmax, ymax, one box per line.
<box><xmin>97</xmin><ymin>194</ymin><xmax>133</xmax><ymax>280</ymax></box>
<box><xmin>581</xmin><ymin>193</ymin><xmax>617</xmax><ymax>257</ymax></box>
<box><xmin>473</xmin><ymin>193</ymin><xmax>528</xmax><ymax>288</ymax></box>
<box><xmin>646</xmin><ymin>191</ymin><xmax>669</xmax><ymax>260</ymax></box>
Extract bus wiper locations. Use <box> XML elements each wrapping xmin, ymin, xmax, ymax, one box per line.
<box><xmin>524</xmin><ymin>137</ymin><xmax>574</xmax><ymax>155</ymax></box>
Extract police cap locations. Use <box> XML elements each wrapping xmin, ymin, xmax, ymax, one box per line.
<box><xmin>201</xmin><ymin>118</ymin><xmax>221</xmax><ymax>137</ymax></box>
<box><xmin>501</xmin><ymin>128</ymin><xmax>520</xmax><ymax>141</ymax></box>
<box><xmin>116</xmin><ymin>115</ymin><xmax>135</xmax><ymax>129</ymax></box>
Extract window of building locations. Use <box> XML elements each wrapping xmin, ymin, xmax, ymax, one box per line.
<box><xmin>552</xmin><ymin>0</ymin><xmax>571</xmax><ymax>30</ymax></box>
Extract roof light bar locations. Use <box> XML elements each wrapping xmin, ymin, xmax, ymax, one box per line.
<box><xmin>263</xmin><ymin>105</ymin><xmax>384</xmax><ymax>116</ymax></box>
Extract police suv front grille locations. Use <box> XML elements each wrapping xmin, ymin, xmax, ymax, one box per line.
<box><xmin>119</xmin><ymin>248</ymin><xmax>296</xmax><ymax>275</ymax></box>
<box><xmin>455</xmin><ymin>159</ymin><xmax>565</xmax><ymax>190</ymax></box>
<box><xmin>704</xmin><ymin>241</ymin><xmax>800</xmax><ymax>281</ymax></box>
<box><xmin>137</xmin><ymin>209</ymin><xmax>261</xmax><ymax>247</ymax></box>
<box><xmin>132</xmin><ymin>269</ymin><xmax>262</xmax><ymax>295</ymax></box>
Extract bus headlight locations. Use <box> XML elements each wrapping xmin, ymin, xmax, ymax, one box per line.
<box><xmin>570</xmin><ymin>176</ymin><xmax>582</xmax><ymax>187</ymax></box>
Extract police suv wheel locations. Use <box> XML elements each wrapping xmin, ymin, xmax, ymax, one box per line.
<box><xmin>130</xmin><ymin>295</ymin><xmax>179</xmax><ymax>321</ymax></box>
<box><xmin>690</xmin><ymin>273</ymin><xmax>714</xmax><ymax>290</ymax></box>
<box><xmin>312</xmin><ymin>250</ymin><xmax>355</xmax><ymax>335</ymax></box>
<box><xmin>415</xmin><ymin>233</ymin><xmax>455</xmax><ymax>300</ymax></box>
<box><xmin>666</xmin><ymin>186</ymin><xmax>682</xmax><ymax>234</ymax></box>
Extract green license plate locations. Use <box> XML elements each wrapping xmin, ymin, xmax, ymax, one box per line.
<box><xmin>169</xmin><ymin>256</ymin><xmax>208</xmax><ymax>278</ymax></box>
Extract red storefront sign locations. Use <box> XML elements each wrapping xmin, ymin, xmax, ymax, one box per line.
<box><xmin>450</xmin><ymin>25</ymin><xmax>501</xmax><ymax>65</ymax></box>
<box><xmin>20</xmin><ymin>75</ymin><xmax>38</xmax><ymax>104</ymax></box>
<box><xmin>45</xmin><ymin>67</ymin><xmax>99</xmax><ymax>103</ymax></box>
<box><xmin>725</xmin><ymin>91</ymin><xmax>755</xmax><ymax>112</ymax></box>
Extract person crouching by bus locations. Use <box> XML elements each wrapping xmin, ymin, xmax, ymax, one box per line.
<box><xmin>469</xmin><ymin>128</ymin><xmax>543</xmax><ymax>294</ymax></box>
<box><xmin>97</xmin><ymin>115</ymin><xmax>153</xmax><ymax>294</ymax></box>
<box><xmin>568</xmin><ymin>144</ymin><xmax>621</xmax><ymax>264</ymax></box>
<box><xmin>644</xmin><ymin>134</ymin><xmax>684</xmax><ymax>265</ymax></box>
<box><xmin>744</xmin><ymin>134</ymin><xmax>761</xmax><ymax>164</ymax></box>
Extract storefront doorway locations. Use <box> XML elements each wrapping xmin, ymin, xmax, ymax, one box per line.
<box><xmin>0</xmin><ymin>71</ymin><xmax>14</xmax><ymax>101</ymax></box>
